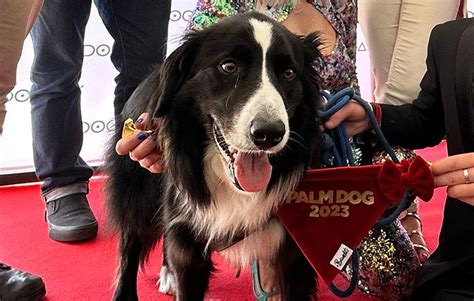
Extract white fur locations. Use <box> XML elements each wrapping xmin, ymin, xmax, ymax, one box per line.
<box><xmin>231</xmin><ymin>19</ymin><xmax>290</xmax><ymax>153</ymax></box>
<box><xmin>173</xmin><ymin>146</ymin><xmax>303</xmax><ymax>268</ymax></box>
<box><xmin>219</xmin><ymin>218</ymin><xmax>287</xmax><ymax>268</ymax></box>
<box><xmin>157</xmin><ymin>265</ymin><xmax>176</xmax><ymax>295</ymax></box>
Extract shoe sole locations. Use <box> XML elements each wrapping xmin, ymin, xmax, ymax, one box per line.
<box><xmin>48</xmin><ymin>223</ymin><xmax>98</xmax><ymax>242</ymax></box>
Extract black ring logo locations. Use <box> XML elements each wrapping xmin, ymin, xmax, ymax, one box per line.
<box><xmin>170</xmin><ymin>10</ymin><xmax>194</xmax><ymax>22</ymax></box>
<box><xmin>107</xmin><ymin>120</ymin><xmax>115</xmax><ymax>132</ymax></box>
<box><xmin>84</xmin><ymin>44</ymin><xmax>111</xmax><ymax>57</ymax></box>
<box><xmin>82</xmin><ymin>121</ymin><xmax>90</xmax><ymax>133</ymax></box>
<box><xmin>91</xmin><ymin>120</ymin><xmax>106</xmax><ymax>133</ymax></box>
<box><xmin>83</xmin><ymin>119</ymin><xmax>115</xmax><ymax>134</ymax></box>
<box><xmin>15</xmin><ymin>89</ymin><xmax>30</xmax><ymax>102</ymax></box>
<box><xmin>96</xmin><ymin>44</ymin><xmax>111</xmax><ymax>57</ymax></box>
<box><xmin>6</xmin><ymin>89</ymin><xmax>30</xmax><ymax>103</ymax></box>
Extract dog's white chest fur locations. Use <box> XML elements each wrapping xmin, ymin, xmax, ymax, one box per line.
<box><xmin>189</xmin><ymin>147</ymin><xmax>288</xmax><ymax>268</ymax></box>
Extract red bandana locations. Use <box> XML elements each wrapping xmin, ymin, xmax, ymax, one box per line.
<box><xmin>277</xmin><ymin>156</ymin><xmax>433</xmax><ymax>286</ymax></box>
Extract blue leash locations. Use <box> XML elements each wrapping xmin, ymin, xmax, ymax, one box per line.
<box><xmin>319</xmin><ymin>88</ymin><xmax>413</xmax><ymax>298</ymax></box>
<box><xmin>251</xmin><ymin>88</ymin><xmax>409</xmax><ymax>300</ymax></box>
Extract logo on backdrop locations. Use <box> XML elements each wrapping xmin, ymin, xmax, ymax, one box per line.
<box><xmin>84</xmin><ymin>44</ymin><xmax>112</xmax><ymax>57</ymax></box>
<box><xmin>82</xmin><ymin>119</ymin><xmax>115</xmax><ymax>134</ymax></box>
<box><xmin>170</xmin><ymin>9</ymin><xmax>194</xmax><ymax>22</ymax></box>
<box><xmin>6</xmin><ymin>88</ymin><xmax>30</xmax><ymax>103</ymax></box>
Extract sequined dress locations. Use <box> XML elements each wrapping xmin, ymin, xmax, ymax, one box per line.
<box><xmin>190</xmin><ymin>0</ymin><xmax>359</xmax><ymax>93</ymax></box>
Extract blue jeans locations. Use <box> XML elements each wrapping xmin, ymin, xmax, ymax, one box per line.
<box><xmin>30</xmin><ymin>0</ymin><xmax>170</xmax><ymax>199</ymax></box>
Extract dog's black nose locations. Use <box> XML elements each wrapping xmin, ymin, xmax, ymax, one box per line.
<box><xmin>250</xmin><ymin>119</ymin><xmax>285</xmax><ymax>149</ymax></box>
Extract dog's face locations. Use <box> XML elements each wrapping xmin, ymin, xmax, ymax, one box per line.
<box><xmin>149</xmin><ymin>12</ymin><xmax>321</xmax><ymax>202</ymax></box>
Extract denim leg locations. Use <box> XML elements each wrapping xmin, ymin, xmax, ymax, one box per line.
<box><xmin>94</xmin><ymin>0</ymin><xmax>171</xmax><ymax>117</ymax></box>
<box><xmin>30</xmin><ymin>0</ymin><xmax>93</xmax><ymax>195</ymax></box>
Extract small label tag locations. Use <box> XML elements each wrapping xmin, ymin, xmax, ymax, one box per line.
<box><xmin>330</xmin><ymin>244</ymin><xmax>353</xmax><ymax>271</ymax></box>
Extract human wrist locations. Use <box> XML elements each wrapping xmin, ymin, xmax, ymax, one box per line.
<box><xmin>369</xmin><ymin>102</ymin><xmax>382</xmax><ymax>126</ymax></box>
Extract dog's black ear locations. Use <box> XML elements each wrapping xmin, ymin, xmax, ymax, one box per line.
<box><xmin>300</xmin><ymin>32</ymin><xmax>322</xmax><ymax>61</ymax></box>
<box><xmin>300</xmin><ymin>32</ymin><xmax>323</xmax><ymax>168</ymax></box>
<box><xmin>150</xmin><ymin>33</ymin><xmax>200</xmax><ymax>118</ymax></box>
<box><xmin>299</xmin><ymin>32</ymin><xmax>323</xmax><ymax>108</ymax></box>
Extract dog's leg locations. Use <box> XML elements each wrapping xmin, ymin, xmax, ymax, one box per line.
<box><xmin>278</xmin><ymin>236</ymin><xmax>317</xmax><ymax>301</ymax></box>
<box><xmin>157</xmin><ymin>236</ymin><xmax>177</xmax><ymax>295</ymax></box>
<box><xmin>113</xmin><ymin>233</ymin><xmax>142</xmax><ymax>301</ymax></box>
<box><xmin>166</xmin><ymin>223</ymin><xmax>213</xmax><ymax>301</ymax></box>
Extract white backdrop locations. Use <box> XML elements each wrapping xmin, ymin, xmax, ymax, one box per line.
<box><xmin>0</xmin><ymin>1</ymin><xmax>473</xmax><ymax>176</ymax></box>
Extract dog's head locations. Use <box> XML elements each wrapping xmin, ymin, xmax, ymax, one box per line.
<box><xmin>145</xmin><ymin>12</ymin><xmax>322</xmax><ymax>203</ymax></box>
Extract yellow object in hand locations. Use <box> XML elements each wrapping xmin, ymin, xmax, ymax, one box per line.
<box><xmin>121</xmin><ymin>118</ymin><xmax>154</xmax><ymax>139</ymax></box>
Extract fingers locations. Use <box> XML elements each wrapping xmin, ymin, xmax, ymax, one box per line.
<box><xmin>446</xmin><ymin>183</ymin><xmax>474</xmax><ymax>201</ymax></box>
<box><xmin>126</xmin><ymin>136</ymin><xmax>164</xmax><ymax>174</ymax></box>
<box><xmin>323</xmin><ymin>104</ymin><xmax>370</xmax><ymax>137</ymax></box>
<box><xmin>129</xmin><ymin>136</ymin><xmax>159</xmax><ymax>162</ymax></box>
<box><xmin>431</xmin><ymin>153</ymin><xmax>474</xmax><ymax>175</ymax></box>
<box><xmin>115</xmin><ymin>112</ymin><xmax>164</xmax><ymax>174</ymax></box>
<box><xmin>133</xmin><ymin>113</ymin><xmax>150</xmax><ymax>131</ymax></box>
<box><xmin>460</xmin><ymin>197</ymin><xmax>474</xmax><ymax>206</ymax></box>
<box><xmin>116</xmin><ymin>131</ymin><xmax>150</xmax><ymax>155</ymax></box>
<box><xmin>434</xmin><ymin>167</ymin><xmax>474</xmax><ymax>187</ymax></box>
<box><xmin>323</xmin><ymin>105</ymin><xmax>352</xmax><ymax>130</ymax></box>
<box><xmin>138</xmin><ymin>152</ymin><xmax>163</xmax><ymax>173</ymax></box>
<box><xmin>323</xmin><ymin>101</ymin><xmax>369</xmax><ymax>133</ymax></box>
<box><xmin>148</xmin><ymin>163</ymin><xmax>164</xmax><ymax>174</ymax></box>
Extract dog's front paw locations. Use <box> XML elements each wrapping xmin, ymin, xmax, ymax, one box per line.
<box><xmin>157</xmin><ymin>265</ymin><xmax>177</xmax><ymax>295</ymax></box>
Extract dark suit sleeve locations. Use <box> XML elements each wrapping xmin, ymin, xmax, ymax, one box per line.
<box><xmin>378</xmin><ymin>25</ymin><xmax>446</xmax><ymax>149</ymax></box>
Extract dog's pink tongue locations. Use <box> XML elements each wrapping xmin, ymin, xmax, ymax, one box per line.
<box><xmin>234</xmin><ymin>152</ymin><xmax>272</xmax><ymax>192</ymax></box>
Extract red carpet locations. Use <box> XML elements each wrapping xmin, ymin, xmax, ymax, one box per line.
<box><xmin>0</xmin><ymin>142</ymin><xmax>447</xmax><ymax>300</ymax></box>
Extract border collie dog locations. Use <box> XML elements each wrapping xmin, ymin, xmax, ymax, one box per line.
<box><xmin>106</xmin><ymin>12</ymin><xmax>322</xmax><ymax>301</ymax></box>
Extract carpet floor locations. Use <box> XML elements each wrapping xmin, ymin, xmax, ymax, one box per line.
<box><xmin>0</xmin><ymin>142</ymin><xmax>447</xmax><ymax>300</ymax></box>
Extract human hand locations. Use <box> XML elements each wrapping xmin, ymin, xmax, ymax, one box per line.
<box><xmin>431</xmin><ymin>153</ymin><xmax>474</xmax><ymax>205</ymax></box>
<box><xmin>116</xmin><ymin>113</ymin><xmax>163</xmax><ymax>173</ymax></box>
<box><xmin>323</xmin><ymin>101</ymin><xmax>371</xmax><ymax>136</ymax></box>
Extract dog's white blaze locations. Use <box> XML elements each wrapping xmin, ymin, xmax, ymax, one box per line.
<box><xmin>232</xmin><ymin>19</ymin><xmax>289</xmax><ymax>152</ymax></box>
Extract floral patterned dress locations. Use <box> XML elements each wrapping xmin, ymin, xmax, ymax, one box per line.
<box><xmin>190</xmin><ymin>0</ymin><xmax>359</xmax><ymax>93</ymax></box>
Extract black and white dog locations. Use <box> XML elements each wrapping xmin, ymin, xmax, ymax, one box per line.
<box><xmin>106</xmin><ymin>12</ymin><xmax>322</xmax><ymax>301</ymax></box>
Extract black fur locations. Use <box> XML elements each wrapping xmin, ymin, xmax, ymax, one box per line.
<box><xmin>106</xmin><ymin>12</ymin><xmax>322</xmax><ymax>301</ymax></box>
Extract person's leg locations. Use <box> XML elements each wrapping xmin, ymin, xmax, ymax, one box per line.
<box><xmin>383</xmin><ymin>0</ymin><xmax>460</xmax><ymax>105</ymax></box>
<box><xmin>361</xmin><ymin>0</ymin><xmax>460</xmax><ymax>105</ymax></box>
<box><xmin>0</xmin><ymin>0</ymin><xmax>42</xmax><ymax>136</ymax></box>
<box><xmin>30</xmin><ymin>0</ymin><xmax>93</xmax><ymax>195</ymax></box>
<box><xmin>94</xmin><ymin>0</ymin><xmax>171</xmax><ymax>118</ymax></box>
<box><xmin>30</xmin><ymin>0</ymin><xmax>97</xmax><ymax>242</ymax></box>
<box><xmin>358</xmin><ymin>0</ymin><xmax>401</xmax><ymax>104</ymax></box>
<box><xmin>0</xmin><ymin>3</ymin><xmax>46</xmax><ymax>298</ymax></box>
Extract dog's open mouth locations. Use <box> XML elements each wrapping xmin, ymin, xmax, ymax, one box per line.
<box><xmin>212</xmin><ymin>121</ymin><xmax>273</xmax><ymax>193</ymax></box>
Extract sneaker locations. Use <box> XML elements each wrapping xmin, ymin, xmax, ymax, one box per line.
<box><xmin>45</xmin><ymin>193</ymin><xmax>98</xmax><ymax>242</ymax></box>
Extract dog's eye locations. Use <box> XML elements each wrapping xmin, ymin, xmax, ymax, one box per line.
<box><xmin>220</xmin><ymin>60</ymin><xmax>237</xmax><ymax>74</ymax></box>
<box><xmin>283</xmin><ymin>68</ymin><xmax>296</xmax><ymax>81</ymax></box>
